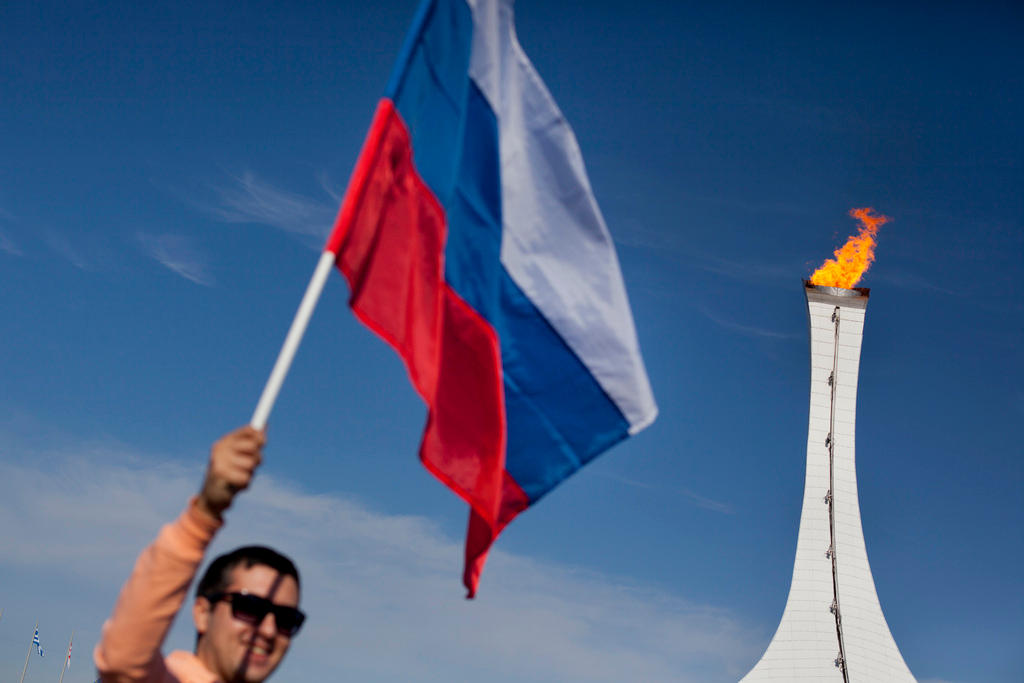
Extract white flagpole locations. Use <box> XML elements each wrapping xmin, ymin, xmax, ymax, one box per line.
<box><xmin>250</xmin><ymin>251</ymin><xmax>337</xmax><ymax>430</ymax></box>
<box><xmin>19</xmin><ymin>620</ymin><xmax>37</xmax><ymax>683</ymax></box>
<box><xmin>58</xmin><ymin>630</ymin><xmax>73</xmax><ymax>683</ymax></box>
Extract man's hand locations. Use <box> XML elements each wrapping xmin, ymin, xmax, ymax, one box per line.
<box><xmin>197</xmin><ymin>426</ymin><xmax>266</xmax><ymax>521</ymax></box>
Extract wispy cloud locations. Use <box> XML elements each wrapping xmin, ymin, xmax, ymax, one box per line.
<box><xmin>0</xmin><ymin>427</ymin><xmax>762</xmax><ymax>682</ymax></box>
<box><xmin>137</xmin><ymin>232</ymin><xmax>215</xmax><ymax>286</ymax></box>
<box><xmin>679</xmin><ymin>488</ymin><xmax>736</xmax><ymax>514</ymax></box>
<box><xmin>0</xmin><ymin>228</ymin><xmax>21</xmax><ymax>256</ymax></box>
<box><xmin>202</xmin><ymin>171</ymin><xmax>337</xmax><ymax>244</ymax></box>
<box><xmin>613</xmin><ymin>224</ymin><xmax>801</xmax><ymax>287</ymax></box>
<box><xmin>44</xmin><ymin>230</ymin><xmax>92</xmax><ymax>270</ymax></box>
<box><xmin>598</xmin><ymin>473</ymin><xmax>735</xmax><ymax>514</ymax></box>
<box><xmin>740</xmin><ymin>94</ymin><xmax>866</xmax><ymax>134</ymax></box>
<box><xmin>693</xmin><ymin>253</ymin><xmax>798</xmax><ymax>285</ymax></box>
<box><xmin>700</xmin><ymin>306</ymin><xmax>800</xmax><ymax>340</ymax></box>
<box><xmin>317</xmin><ymin>170</ymin><xmax>345</xmax><ymax>205</ymax></box>
<box><xmin>868</xmin><ymin>269</ymin><xmax>956</xmax><ymax>295</ymax></box>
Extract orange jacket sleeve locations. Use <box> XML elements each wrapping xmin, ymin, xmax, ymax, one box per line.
<box><xmin>94</xmin><ymin>498</ymin><xmax>222</xmax><ymax>682</ymax></box>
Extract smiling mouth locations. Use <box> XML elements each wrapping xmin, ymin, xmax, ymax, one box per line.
<box><xmin>249</xmin><ymin>644</ymin><xmax>271</xmax><ymax>658</ymax></box>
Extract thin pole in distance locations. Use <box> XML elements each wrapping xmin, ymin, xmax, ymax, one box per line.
<box><xmin>18</xmin><ymin>620</ymin><xmax>37</xmax><ymax>683</ymax></box>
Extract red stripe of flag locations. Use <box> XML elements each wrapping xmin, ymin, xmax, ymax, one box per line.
<box><xmin>326</xmin><ymin>100</ymin><xmax>528</xmax><ymax>596</ymax></box>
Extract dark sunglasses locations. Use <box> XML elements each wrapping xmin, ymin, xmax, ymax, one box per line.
<box><xmin>204</xmin><ymin>591</ymin><xmax>306</xmax><ymax>636</ymax></box>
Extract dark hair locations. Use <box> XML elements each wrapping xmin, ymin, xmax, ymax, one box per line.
<box><xmin>194</xmin><ymin>546</ymin><xmax>301</xmax><ymax>648</ymax></box>
<box><xmin>196</xmin><ymin>545</ymin><xmax>301</xmax><ymax>599</ymax></box>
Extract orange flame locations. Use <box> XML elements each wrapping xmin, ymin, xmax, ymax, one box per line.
<box><xmin>809</xmin><ymin>208</ymin><xmax>890</xmax><ymax>288</ymax></box>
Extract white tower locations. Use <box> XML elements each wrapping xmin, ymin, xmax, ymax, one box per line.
<box><xmin>742</xmin><ymin>283</ymin><xmax>915</xmax><ymax>682</ymax></box>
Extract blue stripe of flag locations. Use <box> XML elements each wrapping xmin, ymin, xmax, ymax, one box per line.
<box><xmin>388</xmin><ymin>0</ymin><xmax>631</xmax><ymax>502</ymax></box>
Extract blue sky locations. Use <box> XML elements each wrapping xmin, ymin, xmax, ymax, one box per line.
<box><xmin>1</xmin><ymin>1</ymin><xmax>1021</xmax><ymax>681</ymax></box>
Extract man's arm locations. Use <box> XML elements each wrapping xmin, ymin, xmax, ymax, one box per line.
<box><xmin>94</xmin><ymin>427</ymin><xmax>265</xmax><ymax>682</ymax></box>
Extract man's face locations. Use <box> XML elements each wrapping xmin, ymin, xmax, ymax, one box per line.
<box><xmin>194</xmin><ymin>563</ymin><xmax>300</xmax><ymax>683</ymax></box>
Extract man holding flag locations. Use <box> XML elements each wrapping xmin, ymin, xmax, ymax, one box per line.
<box><xmin>94</xmin><ymin>427</ymin><xmax>305</xmax><ymax>683</ymax></box>
<box><xmin>97</xmin><ymin>0</ymin><xmax>655</xmax><ymax>673</ymax></box>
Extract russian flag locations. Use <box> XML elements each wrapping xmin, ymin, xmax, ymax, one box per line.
<box><xmin>326</xmin><ymin>0</ymin><xmax>657</xmax><ymax>597</ymax></box>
